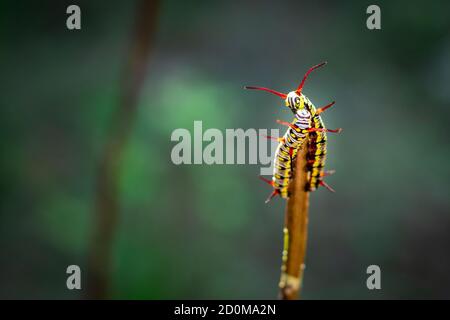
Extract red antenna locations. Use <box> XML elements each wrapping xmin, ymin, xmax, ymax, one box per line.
<box><xmin>244</xmin><ymin>86</ymin><xmax>287</xmax><ymax>99</ymax></box>
<box><xmin>296</xmin><ymin>62</ymin><xmax>327</xmax><ymax>94</ymax></box>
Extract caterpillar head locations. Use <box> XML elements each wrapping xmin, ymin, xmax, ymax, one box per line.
<box><xmin>285</xmin><ymin>91</ymin><xmax>303</xmax><ymax>112</ymax></box>
<box><xmin>244</xmin><ymin>62</ymin><xmax>327</xmax><ymax>115</ymax></box>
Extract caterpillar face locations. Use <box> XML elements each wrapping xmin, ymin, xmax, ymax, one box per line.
<box><xmin>285</xmin><ymin>91</ymin><xmax>303</xmax><ymax>111</ymax></box>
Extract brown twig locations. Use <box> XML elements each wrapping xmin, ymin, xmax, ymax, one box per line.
<box><xmin>279</xmin><ymin>140</ymin><xmax>310</xmax><ymax>300</ymax></box>
<box><xmin>86</xmin><ymin>0</ymin><xmax>159</xmax><ymax>299</ymax></box>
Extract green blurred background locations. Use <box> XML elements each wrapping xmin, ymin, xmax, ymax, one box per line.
<box><xmin>1</xmin><ymin>0</ymin><xmax>450</xmax><ymax>299</ymax></box>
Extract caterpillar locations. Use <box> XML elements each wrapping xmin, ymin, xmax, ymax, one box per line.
<box><xmin>245</xmin><ymin>62</ymin><xmax>341</xmax><ymax>202</ymax></box>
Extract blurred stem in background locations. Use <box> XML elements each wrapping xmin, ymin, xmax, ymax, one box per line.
<box><xmin>87</xmin><ymin>0</ymin><xmax>159</xmax><ymax>299</ymax></box>
<box><xmin>279</xmin><ymin>143</ymin><xmax>310</xmax><ymax>300</ymax></box>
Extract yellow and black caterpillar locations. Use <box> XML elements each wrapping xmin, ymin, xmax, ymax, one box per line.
<box><xmin>246</xmin><ymin>62</ymin><xmax>341</xmax><ymax>202</ymax></box>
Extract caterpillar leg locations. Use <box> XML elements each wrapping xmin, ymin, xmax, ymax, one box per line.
<box><xmin>276</xmin><ymin>119</ymin><xmax>297</xmax><ymax>130</ymax></box>
<box><xmin>265</xmin><ymin>190</ymin><xmax>280</xmax><ymax>203</ymax></box>
<box><xmin>260</xmin><ymin>134</ymin><xmax>285</xmax><ymax>143</ymax></box>
<box><xmin>320</xmin><ymin>170</ymin><xmax>336</xmax><ymax>177</ymax></box>
<box><xmin>259</xmin><ymin>175</ymin><xmax>274</xmax><ymax>186</ymax></box>
<box><xmin>320</xmin><ymin>180</ymin><xmax>335</xmax><ymax>193</ymax></box>
<box><xmin>316</xmin><ymin>101</ymin><xmax>336</xmax><ymax>115</ymax></box>
<box><xmin>259</xmin><ymin>176</ymin><xmax>282</xmax><ymax>203</ymax></box>
<box><xmin>308</xmin><ymin>127</ymin><xmax>343</xmax><ymax>134</ymax></box>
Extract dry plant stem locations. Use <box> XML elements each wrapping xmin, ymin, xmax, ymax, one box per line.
<box><xmin>279</xmin><ymin>141</ymin><xmax>310</xmax><ymax>300</ymax></box>
<box><xmin>86</xmin><ymin>0</ymin><xmax>159</xmax><ymax>299</ymax></box>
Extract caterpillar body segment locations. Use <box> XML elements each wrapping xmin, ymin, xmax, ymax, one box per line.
<box><xmin>307</xmin><ymin>105</ymin><xmax>327</xmax><ymax>191</ymax></box>
<box><xmin>272</xmin><ymin>108</ymin><xmax>311</xmax><ymax>199</ymax></box>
